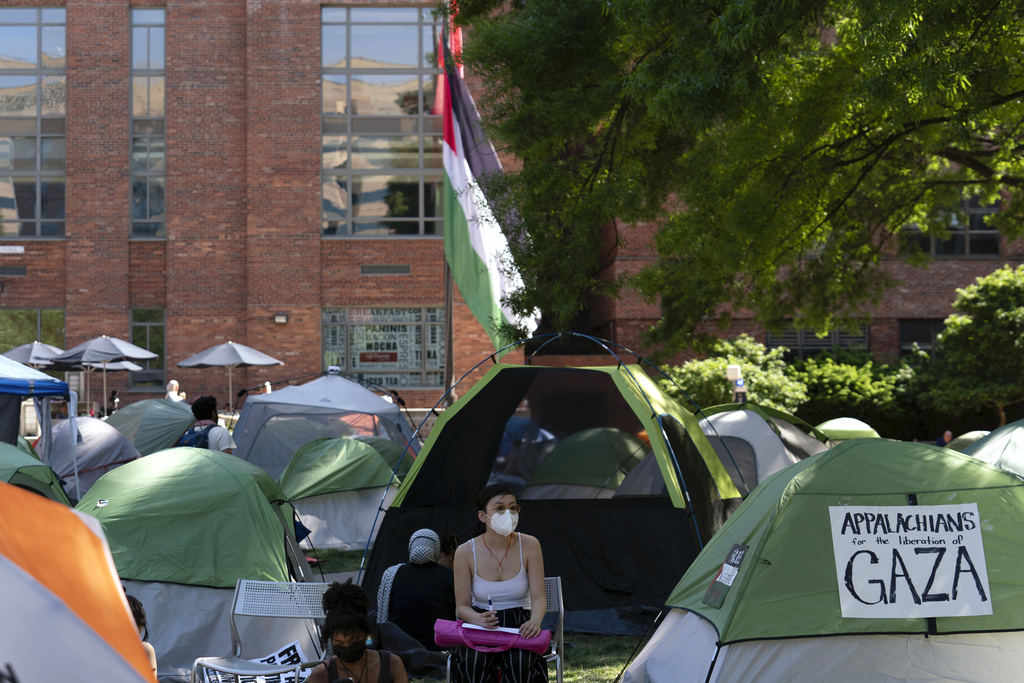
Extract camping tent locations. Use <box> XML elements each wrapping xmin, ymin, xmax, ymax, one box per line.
<box><xmin>0</xmin><ymin>440</ymin><xmax>71</xmax><ymax>505</ymax></box>
<box><xmin>104</xmin><ymin>398</ymin><xmax>196</xmax><ymax>455</ymax></box>
<box><xmin>78</xmin><ymin>448</ymin><xmax>317</xmax><ymax>682</ymax></box>
<box><xmin>520</xmin><ymin>427</ymin><xmax>650</xmax><ymax>499</ymax></box>
<box><xmin>947</xmin><ymin>430</ymin><xmax>990</xmax><ymax>452</ymax></box>
<box><xmin>624</xmin><ymin>439</ymin><xmax>1024</xmax><ymax>682</ymax></box>
<box><xmin>279</xmin><ymin>436</ymin><xmax>410</xmax><ymax>550</ymax></box>
<box><xmin>0</xmin><ymin>353</ymin><xmax>69</xmax><ymax>462</ymax></box>
<box><xmin>962</xmin><ymin>419</ymin><xmax>1024</xmax><ymax>475</ymax></box>
<box><xmin>698</xmin><ymin>403</ymin><xmax>832</xmax><ymax>495</ymax></box>
<box><xmin>0</xmin><ymin>482</ymin><xmax>158</xmax><ymax>682</ymax></box>
<box><xmin>815</xmin><ymin>416</ymin><xmax>880</xmax><ymax>441</ymax></box>
<box><xmin>50</xmin><ymin>416</ymin><xmax>141</xmax><ymax>500</ymax></box>
<box><xmin>363</xmin><ymin>363</ymin><xmax>742</xmax><ymax>634</ymax></box>
<box><xmin>231</xmin><ymin>371</ymin><xmax>418</xmax><ymax>479</ymax></box>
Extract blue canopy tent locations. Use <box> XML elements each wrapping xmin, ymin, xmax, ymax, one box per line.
<box><xmin>0</xmin><ymin>354</ymin><xmax>71</xmax><ymax>468</ymax></box>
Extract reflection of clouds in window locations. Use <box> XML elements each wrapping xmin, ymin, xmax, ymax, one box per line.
<box><xmin>0</xmin><ymin>27</ymin><xmax>37</xmax><ymax>69</ymax></box>
<box><xmin>350</xmin><ymin>74</ymin><xmax>419</xmax><ymax>116</ymax></box>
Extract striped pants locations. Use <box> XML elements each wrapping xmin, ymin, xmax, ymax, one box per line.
<box><xmin>450</xmin><ymin>607</ymin><xmax>548</xmax><ymax>683</ymax></box>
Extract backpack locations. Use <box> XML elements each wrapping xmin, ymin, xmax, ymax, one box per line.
<box><xmin>177</xmin><ymin>424</ymin><xmax>215</xmax><ymax>449</ymax></box>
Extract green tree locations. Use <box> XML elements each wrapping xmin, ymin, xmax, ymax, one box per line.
<box><xmin>457</xmin><ymin>0</ymin><xmax>1024</xmax><ymax>349</ymax></box>
<box><xmin>790</xmin><ymin>349</ymin><xmax>916</xmax><ymax>438</ymax></box>
<box><xmin>919</xmin><ymin>265</ymin><xmax>1024</xmax><ymax>426</ymax></box>
<box><xmin>659</xmin><ymin>334</ymin><xmax>807</xmax><ymax>412</ymax></box>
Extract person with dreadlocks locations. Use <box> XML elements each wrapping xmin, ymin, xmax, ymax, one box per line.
<box><xmin>376</xmin><ymin>529</ymin><xmax>456</xmax><ymax>651</ymax></box>
<box><xmin>305</xmin><ymin>579</ymin><xmax>408</xmax><ymax>683</ymax></box>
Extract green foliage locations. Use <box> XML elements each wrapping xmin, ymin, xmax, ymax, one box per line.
<box><xmin>790</xmin><ymin>349</ymin><xmax>916</xmax><ymax>438</ymax></box>
<box><xmin>458</xmin><ymin>0</ymin><xmax>1024</xmax><ymax>350</ymax></box>
<box><xmin>659</xmin><ymin>334</ymin><xmax>807</xmax><ymax>412</ymax></box>
<box><xmin>918</xmin><ymin>265</ymin><xmax>1024</xmax><ymax>426</ymax></box>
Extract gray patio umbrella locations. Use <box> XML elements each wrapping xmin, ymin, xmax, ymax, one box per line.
<box><xmin>1</xmin><ymin>341</ymin><xmax>64</xmax><ymax>368</ymax></box>
<box><xmin>177</xmin><ymin>341</ymin><xmax>284</xmax><ymax>409</ymax></box>
<box><xmin>50</xmin><ymin>336</ymin><xmax>158</xmax><ymax>415</ymax></box>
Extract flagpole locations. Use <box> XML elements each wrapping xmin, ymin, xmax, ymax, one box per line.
<box><xmin>444</xmin><ymin>261</ymin><xmax>455</xmax><ymax>396</ymax></box>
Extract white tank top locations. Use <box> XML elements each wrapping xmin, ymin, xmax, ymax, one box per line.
<box><xmin>470</xmin><ymin>534</ymin><xmax>531</xmax><ymax>610</ymax></box>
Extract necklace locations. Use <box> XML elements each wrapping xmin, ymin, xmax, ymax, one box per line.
<box><xmin>482</xmin><ymin>534</ymin><xmax>512</xmax><ymax>574</ymax></box>
<box><xmin>339</xmin><ymin>652</ymin><xmax>366</xmax><ymax>683</ymax></box>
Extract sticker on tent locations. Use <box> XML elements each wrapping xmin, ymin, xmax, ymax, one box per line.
<box><xmin>828</xmin><ymin>503</ymin><xmax>991</xmax><ymax>619</ymax></box>
<box><xmin>703</xmin><ymin>544</ymin><xmax>748</xmax><ymax>608</ymax></box>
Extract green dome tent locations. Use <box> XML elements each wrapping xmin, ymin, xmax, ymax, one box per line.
<box><xmin>103</xmin><ymin>398</ymin><xmax>195</xmax><ymax>455</ymax></box>
<box><xmin>815</xmin><ymin>416</ymin><xmax>880</xmax><ymax>441</ymax></box>
<box><xmin>77</xmin><ymin>448</ymin><xmax>315</xmax><ymax>681</ymax></box>
<box><xmin>364</xmin><ymin>363</ymin><xmax>742</xmax><ymax>634</ymax></box>
<box><xmin>521</xmin><ymin>427</ymin><xmax>648</xmax><ymax>499</ymax></box>
<box><xmin>279</xmin><ymin>436</ymin><xmax>405</xmax><ymax>550</ymax></box>
<box><xmin>947</xmin><ymin>430</ymin><xmax>990</xmax><ymax>452</ymax></box>
<box><xmin>0</xmin><ymin>441</ymin><xmax>70</xmax><ymax>505</ymax></box>
<box><xmin>625</xmin><ymin>439</ymin><xmax>1024</xmax><ymax>682</ymax></box>
<box><xmin>962</xmin><ymin>420</ymin><xmax>1024</xmax><ymax>476</ymax></box>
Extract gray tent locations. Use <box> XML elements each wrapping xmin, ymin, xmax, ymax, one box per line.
<box><xmin>232</xmin><ymin>371</ymin><xmax>417</xmax><ymax>479</ymax></box>
<box><xmin>50</xmin><ymin>417</ymin><xmax>140</xmax><ymax>501</ymax></box>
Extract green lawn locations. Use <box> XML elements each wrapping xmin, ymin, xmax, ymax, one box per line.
<box><xmin>306</xmin><ymin>548</ymin><xmax>369</xmax><ymax>574</ymax></box>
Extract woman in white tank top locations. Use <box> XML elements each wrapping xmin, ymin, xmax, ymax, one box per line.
<box><xmin>451</xmin><ymin>484</ymin><xmax>548</xmax><ymax>683</ymax></box>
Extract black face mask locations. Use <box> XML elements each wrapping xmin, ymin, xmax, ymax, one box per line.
<box><xmin>334</xmin><ymin>640</ymin><xmax>367</xmax><ymax>663</ymax></box>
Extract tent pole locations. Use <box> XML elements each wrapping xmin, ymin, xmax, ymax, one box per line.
<box><xmin>443</xmin><ymin>262</ymin><xmax>455</xmax><ymax>395</ymax></box>
<box><xmin>102</xmin><ymin>360</ymin><xmax>108</xmax><ymax>417</ymax></box>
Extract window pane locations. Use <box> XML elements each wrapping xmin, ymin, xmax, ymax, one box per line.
<box><xmin>323</xmin><ymin>177</ymin><xmax>348</xmax><ymax>220</ymax></box>
<box><xmin>132</xmin><ymin>138</ymin><xmax>149</xmax><ymax>172</ymax></box>
<box><xmin>41</xmin><ymin>26</ymin><xmax>65</xmax><ymax>68</ymax></box>
<box><xmin>422</xmin><ymin>75</ymin><xmax>437</xmax><ymax>115</ymax></box>
<box><xmin>322</xmin><ymin>25</ymin><xmax>347</xmax><ymax>68</ymax></box>
<box><xmin>350</xmin><ymin>8</ymin><xmax>420</xmax><ymax>23</ymax></box>
<box><xmin>934</xmin><ymin>234</ymin><xmax>965</xmax><ymax>256</ymax></box>
<box><xmin>424</xmin><ymin>219</ymin><xmax>442</xmax><ymax>235</ymax></box>
<box><xmin>40</xmin><ymin>177</ymin><xmax>63</xmax><ymax>218</ymax></box>
<box><xmin>351</xmin><ymin>25</ymin><xmax>419</xmax><ymax>69</ymax></box>
<box><xmin>131</xmin><ymin>325</ymin><xmax>148</xmax><ymax>348</ymax></box>
<box><xmin>132</xmin><ymin>77</ymin><xmax>150</xmax><ymax>117</ymax></box>
<box><xmin>351</xmin><ymin>136</ymin><xmax>419</xmax><ymax>169</ymax></box>
<box><xmin>149</xmin><ymin>137</ymin><xmax>164</xmax><ymax>171</ymax></box>
<box><xmin>0</xmin><ymin>76</ymin><xmax>36</xmax><ymax>116</ymax></box>
<box><xmin>42</xmin><ymin>9</ymin><xmax>65</xmax><ymax>24</ymax></box>
<box><xmin>132</xmin><ymin>221</ymin><xmax>163</xmax><ymax>238</ymax></box>
<box><xmin>352</xmin><ymin>219</ymin><xmax>418</xmax><ymax>236</ymax></box>
<box><xmin>40</xmin><ymin>309</ymin><xmax>64</xmax><ymax>347</ymax></box>
<box><xmin>350</xmin><ymin>74</ymin><xmax>419</xmax><ymax>117</ymax></box>
<box><xmin>41</xmin><ymin>136</ymin><xmax>63</xmax><ymax>169</ymax></box>
<box><xmin>422</xmin><ymin>25</ymin><xmax>440</xmax><ymax>68</ymax></box>
<box><xmin>970</xmin><ymin>233</ymin><xmax>1000</xmax><ymax>255</ymax></box>
<box><xmin>133</xmin><ymin>119</ymin><xmax>164</xmax><ymax>135</ymax></box>
<box><xmin>0</xmin><ymin>118</ymin><xmax>35</xmax><ymax>134</ymax></box>
<box><xmin>0</xmin><ymin>309</ymin><xmax>38</xmax><ymax>349</ymax></box>
<box><xmin>148</xmin><ymin>324</ymin><xmax>165</xmax><ymax>366</ymax></box>
<box><xmin>0</xmin><ymin>27</ymin><xmax>37</xmax><ymax>69</ymax></box>
<box><xmin>149</xmin><ymin>27</ymin><xmax>165</xmax><ymax>69</ymax></box>
<box><xmin>131</xmin><ymin>178</ymin><xmax>148</xmax><ymax>219</ymax></box>
<box><xmin>323</xmin><ymin>75</ymin><xmax>348</xmax><ymax>115</ymax></box>
<box><xmin>424</xmin><ymin>135</ymin><xmax>442</xmax><ymax>168</ymax></box>
<box><xmin>352</xmin><ymin>117</ymin><xmax>417</xmax><ymax>134</ymax></box>
<box><xmin>40</xmin><ymin>220</ymin><xmax>62</xmax><ymax>236</ymax></box>
<box><xmin>0</xmin><ymin>137</ymin><xmax>35</xmax><ymax>170</ymax></box>
<box><xmin>132</xmin><ymin>308</ymin><xmax>163</xmax><ymax>323</ymax></box>
<box><xmin>11</xmin><ymin>176</ymin><xmax>35</xmax><ymax>218</ymax></box>
<box><xmin>40</xmin><ymin>118</ymin><xmax>64</xmax><ymax>133</ymax></box>
<box><xmin>132</xmin><ymin>9</ymin><xmax>165</xmax><ymax>25</ymax></box>
<box><xmin>149</xmin><ymin>177</ymin><xmax>165</xmax><ymax>219</ymax></box>
<box><xmin>425</xmin><ymin>176</ymin><xmax>442</xmax><ymax>217</ymax></box>
<box><xmin>323</xmin><ymin>135</ymin><xmax>348</xmax><ymax>169</ymax></box>
<box><xmin>148</xmin><ymin>76</ymin><xmax>165</xmax><ymax>116</ymax></box>
<box><xmin>132</xmin><ymin>27</ymin><xmax>149</xmax><ymax>68</ymax></box>
<box><xmin>352</xmin><ymin>175</ymin><xmax>419</xmax><ymax>217</ymax></box>
<box><xmin>0</xmin><ymin>9</ymin><xmax>39</xmax><ymax>24</ymax></box>
<box><xmin>40</xmin><ymin>76</ymin><xmax>65</xmax><ymax>116</ymax></box>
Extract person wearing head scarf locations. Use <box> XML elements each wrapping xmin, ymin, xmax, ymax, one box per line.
<box><xmin>376</xmin><ymin>529</ymin><xmax>456</xmax><ymax>651</ymax></box>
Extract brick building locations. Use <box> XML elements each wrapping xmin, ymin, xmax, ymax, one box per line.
<box><xmin>0</xmin><ymin>1</ymin><xmax>1019</xmax><ymax>414</ymax></box>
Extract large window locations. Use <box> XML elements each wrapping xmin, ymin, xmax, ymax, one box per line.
<box><xmin>0</xmin><ymin>8</ymin><xmax>66</xmax><ymax>238</ymax></box>
<box><xmin>130</xmin><ymin>9</ymin><xmax>166</xmax><ymax>238</ymax></box>
<box><xmin>903</xmin><ymin>195</ymin><xmax>1001</xmax><ymax>257</ymax></box>
<box><xmin>899</xmin><ymin>319</ymin><xmax>945</xmax><ymax>355</ymax></box>
<box><xmin>321</xmin><ymin>7</ymin><xmax>444</xmax><ymax>236</ymax></box>
<box><xmin>322</xmin><ymin>307</ymin><xmax>444</xmax><ymax>387</ymax></box>
<box><xmin>766</xmin><ymin>325</ymin><xmax>869</xmax><ymax>361</ymax></box>
<box><xmin>130</xmin><ymin>308</ymin><xmax>165</xmax><ymax>389</ymax></box>
<box><xmin>0</xmin><ymin>307</ymin><xmax>64</xmax><ymax>351</ymax></box>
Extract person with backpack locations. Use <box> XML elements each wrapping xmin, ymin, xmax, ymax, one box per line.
<box><xmin>177</xmin><ymin>395</ymin><xmax>236</xmax><ymax>453</ymax></box>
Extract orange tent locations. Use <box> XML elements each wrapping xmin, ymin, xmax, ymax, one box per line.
<box><xmin>0</xmin><ymin>481</ymin><xmax>156</xmax><ymax>682</ymax></box>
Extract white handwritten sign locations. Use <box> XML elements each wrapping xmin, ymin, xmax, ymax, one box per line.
<box><xmin>203</xmin><ymin>640</ymin><xmax>310</xmax><ymax>683</ymax></box>
<box><xmin>828</xmin><ymin>504</ymin><xmax>991</xmax><ymax>619</ymax></box>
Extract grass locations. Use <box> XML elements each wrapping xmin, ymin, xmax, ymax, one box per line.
<box><xmin>306</xmin><ymin>548</ymin><xmax>369</xmax><ymax>574</ymax></box>
<box><xmin>411</xmin><ymin>634</ymin><xmax>649</xmax><ymax>683</ymax></box>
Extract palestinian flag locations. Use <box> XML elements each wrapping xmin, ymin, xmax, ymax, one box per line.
<box><xmin>441</xmin><ymin>40</ymin><xmax>535</xmax><ymax>350</ymax></box>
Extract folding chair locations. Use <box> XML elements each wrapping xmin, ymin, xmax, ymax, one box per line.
<box><xmin>191</xmin><ymin>579</ymin><xmax>330</xmax><ymax>683</ymax></box>
<box><xmin>446</xmin><ymin>576</ymin><xmax>564</xmax><ymax>683</ymax></box>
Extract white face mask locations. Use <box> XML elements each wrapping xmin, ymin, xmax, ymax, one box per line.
<box><xmin>488</xmin><ymin>510</ymin><xmax>519</xmax><ymax>536</ymax></box>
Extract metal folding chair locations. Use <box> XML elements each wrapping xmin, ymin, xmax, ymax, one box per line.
<box><xmin>446</xmin><ymin>576</ymin><xmax>564</xmax><ymax>683</ymax></box>
<box><xmin>191</xmin><ymin>579</ymin><xmax>329</xmax><ymax>683</ymax></box>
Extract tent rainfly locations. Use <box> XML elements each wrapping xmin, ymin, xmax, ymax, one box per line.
<box><xmin>0</xmin><ymin>440</ymin><xmax>71</xmax><ymax>505</ymax></box>
<box><xmin>103</xmin><ymin>398</ymin><xmax>196</xmax><ymax>455</ymax></box>
<box><xmin>624</xmin><ymin>439</ymin><xmax>1024</xmax><ymax>682</ymax></box>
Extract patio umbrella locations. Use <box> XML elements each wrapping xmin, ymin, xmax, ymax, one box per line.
<box><xmin>177</xmin><ymin>341</ymin><xmax>284</xmax><ymax>410</ymax></box>
<box><xmin>1</xmin><ymin>341</ymin><xmax>64</xmax><ymax>368</ymax></box>
<box><xmin>50</xmin><ymin>336</ymin><xmax>157</xmax><ymax>416</ymax></box>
